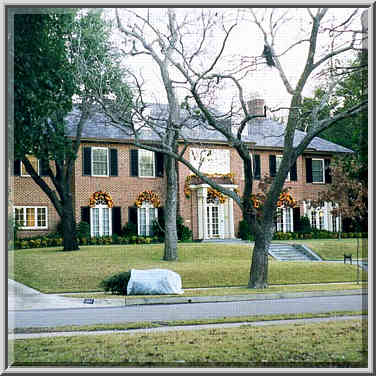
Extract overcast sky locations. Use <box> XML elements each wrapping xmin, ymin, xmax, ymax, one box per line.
<box><xmin>108</xmin><ymin>7</ymin><xmax>362</xmax><ymax>120</ymax></box>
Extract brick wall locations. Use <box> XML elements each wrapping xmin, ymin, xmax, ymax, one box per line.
<box><xmin>13</xmin><ymin>140</ymin><xmax>334</xmax><ymax>239</ymax></box>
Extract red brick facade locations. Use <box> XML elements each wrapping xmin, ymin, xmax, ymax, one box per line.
<box><xmin>13</xmin><ymin>138</ymin><xmax>335</xmax><ymax>239</ymax></box>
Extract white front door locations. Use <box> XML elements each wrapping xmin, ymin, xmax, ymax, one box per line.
<box><xmin>207</xmin><ymin>204</ymin><xmax>221</xmax><ymax>238</ymax></box>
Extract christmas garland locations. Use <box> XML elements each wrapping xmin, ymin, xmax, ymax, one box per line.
<box><xmin>135</xmin><ymin>190</ymin><xmax>161</xmax><ymax>208</ymax></box>
<box><xmin>184</xmin><ymin>173</ymin><xmax>237</xmax><ymax>198</ymax></box>
<box><xmin>207</xmin><ymin>187</ymin><xmax>227</xmax><ymax>203</ymax></box>
<box><xmin>89</xmin><ymin>191</ymin><xmax>114</xmax><ymax>208</ymax></box>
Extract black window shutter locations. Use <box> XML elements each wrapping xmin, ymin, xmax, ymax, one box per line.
<box><xmin>109</xmin><ymin>149</ymin><xmax>118</xmax><ymax>176</ymax></box>
<box><xmin>14</xmin><ymin>160</ymin><xmax>21</xmax><ymax>176</ymax></box>
<box><xmin>40</xmin><ymin>159</ymin><xmax>50</xmax><ymax>176</ymax></box>
<box><xmin>253</xmin><ymin>155</ymin><xmax>260</xmax><ymax>180</ymax></box>
<box><xmin>130</xmin><ymin>149</ymin><xmax>138</xmax><ymax>177</ymax></box>
<box><xmin>112</xmin><ymin>207</ymin><xmax>122</xmax><ymax>235</ymax></box>
<box><xmin>158</xmin><ymin>207</ymin><xmax>164</xmax><ymax>221</ymax></box>
<box><xmin>128</xmin><ymin>206</ymin><xmax>138</xmax><ymax>226</ymax></box>
<box><xmin>325</xmin><ymin>159</ymin><xmax>332</xmax><ymax>184</ymax></box>
<box><xmin>269</xmin><ymin>155</ymin><xmax>276</xmax><ymax>177</ymax></box>
<box><xmin>155</xmin><ymin>152</ymin><xmax>164</xmax><ymax>177</ymax></box>
<box><xmin>83</xmin><ymin>147</ymin><xmax>92</xmax><ymax>176</ymax></box>
<box><xmin>293</xmin><ymin>207</ymin><xmax>301</xmax><ymax>232</ymax></box>
<box><xmin>306</xmin><ymin>158</ymin><xmax>313</xmax><ymax>183</ymax></box>
<box><xmin>81</xmin><ymin>207</ymin><xmax>91</xmax><ymax>227</ymax></box>
<box><xmin>290</xmin><ymin>161</ymin><xmax>297</xmax><ymax>181</ymax></box>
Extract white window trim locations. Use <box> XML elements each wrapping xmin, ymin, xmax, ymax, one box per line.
<box><xmin>137</xmin><ymin>202</ymin><xmax>158</xmax><ymax>236</ymax></box>
<box><xmin>277</xmin><ymin>155</ymin><xmax>290</xmax><ymax>181</ymax></box>
<box><xmin>311</xmin><ymin>158</ymin><xmax>325</xmax><ymax>184</ymax></box>
<box><xmin>21</xmin><ymin>160</ymin><xmax>40</xmax><ymax>177</ymax></box>
<box><xmin>14</xmin><ymin>206</ymin><xmax>48</xmax><ymax>229</ymax></box>
<box><xmin>138</xmin><ymin>149</ymin><xmax>155</xmax><ymax>178</ymax></box>
<box><xmin>90</xmin><ymin>204</ymin><xmax>112</xmax><ymax>237</ymax></box>
<box><xmin>91</xmin><ymin>147</ymin><xmax>109</xmax><ymax>177</ymax></box>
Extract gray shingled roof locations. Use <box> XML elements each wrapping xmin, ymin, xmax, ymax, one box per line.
<box><xmin>64</xmin><ymin>104</ymin><xmax>352</xmax><ymax>153</ymax></box>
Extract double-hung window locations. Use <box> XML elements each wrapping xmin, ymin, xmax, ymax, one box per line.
<box><xmin>92</xmin><ymin>147</ymin><xmax>109</xmax><ymax>176</ymax></box>
<box><xmin>139</xmin><ymin>150</ymin><xmax>155</xmax><ymax>177</ymax></box>
<box><xmin>311</xmin><ymin>159</ymin><xmax>324</xmax><ymax>183</ymax></box>
<box><xmin>14</xmin><ymin>207</ymin><xmax>48</xmax><ymax>229</ymax></box>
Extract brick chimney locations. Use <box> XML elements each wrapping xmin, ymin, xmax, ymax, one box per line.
<box><xmin>247</xmin><ymin>98</ymin><xmax>266</xmax><ymax>121</ymax></box>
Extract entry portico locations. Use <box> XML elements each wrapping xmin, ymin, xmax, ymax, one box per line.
<box><xmin>190</xmin><ymin>184</ymin><xmax>236</xmax><ymax>240</ymax></box>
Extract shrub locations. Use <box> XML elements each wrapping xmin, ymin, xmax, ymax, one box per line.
<box><xmin>145</xmin><ymin>237</ymin><xmax>152</xmax><ymax>244</ymax></box>
<box><xmin>122</xmin><ymin>222</ymin><xmax>138</xmax><ymax>237</ymax></box>
<box><xmin>130</xmin><ymin>235</ymin><xmax>138</xmax><ymax>244</ymax></box>
<box><xmin>77</xmin><ymin>221</ymin><xmax>90</xmax><ymax>240</ymax></box>
<box><xmin>177</xmin><ymin>216</ymin><xmax>192</xmax><ymax>241</ymax></box>
<box><xmin>99</xmin><ymin>271</ymin><xmax>132</xmax><ymax>295</ymax></box>
<box><xmin>342</xmin><ymin>233</ymin><xmax>348</xmax><ymax>238</ymax></box>
<box><xmin>152</xmin><ymin>218</ymin><xmax>165</xmax><ymax>241</ymax></box>
<box><xmin>238</xmin><ymin>220</ymin><xmax>254</xmax><ymax>241</ymax></box>
<box><xmin>296</xmin><ymin>216</ymin><xmax>312</xmax><ymax>234</ymax></box>
<box><xmin>112</xmin><ymin>234</ymin><xmax>120</xmax><ymax>244</ymax></box>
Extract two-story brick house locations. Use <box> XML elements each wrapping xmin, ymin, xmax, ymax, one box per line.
<box><xmin>12</xmin><ymin>99</ymin><xmax>352</xmax><ymax>240</ymax></box>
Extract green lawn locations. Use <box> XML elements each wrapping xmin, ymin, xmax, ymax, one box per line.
<box><xmin>272</xmin><ymin>238</ymin><xmax>368</xmax><ymax>260</ymax></box>
<box><xmin>8</xmin><ymin>242</ymin><xmax>367</xmax><ymax>293</ymax></box>
<box><xmin>11</xmin><ymin>318</ymin><xmax>367</xmax><ymax>367</ymax></box>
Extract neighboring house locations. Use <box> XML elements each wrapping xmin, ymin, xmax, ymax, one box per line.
<box><xmin>12</xmin><ymin>99</ymin><xmax>352</xmax><ymax>240</ymax></box>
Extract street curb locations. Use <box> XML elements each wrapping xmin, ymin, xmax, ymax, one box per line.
<box><xmin>121</xmin><ymin>289</ymin><xmax>367</xmax><ymax>306</ymax></box>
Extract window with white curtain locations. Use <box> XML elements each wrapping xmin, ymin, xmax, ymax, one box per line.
<box><xmin>138</xmin><ymin>202</ymin><xmax>157</xmax><ymax>236</ymax></box>
<box><xmin>91</xmin><ymin>204</ymin><xmax>112</xmax><ymax>237</ymax></box>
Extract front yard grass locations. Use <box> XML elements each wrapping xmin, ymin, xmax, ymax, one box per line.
<box><xmin>9</xmin><ymin>242</ymin><xmax>367</xmax><ymax>293</ymax></box>
<box><xmin>11</xmin><ymin>318</ymin><xmax>367</xmax><ymax>367</ymax></box>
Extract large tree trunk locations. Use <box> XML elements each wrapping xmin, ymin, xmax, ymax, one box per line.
<box><xmin>61</xmin><ymin>198</ymin><xmax>79</xmax><ymax>251</ymax></box>
<box><xmin>163</xmin><ymin>155</ymin><xmax>178</xmax><ymax>261</ymax></box>
<box><xmin>248</xmin><ymin>224</ymin><xmax>273</xmax><ymax>288</ymax></box>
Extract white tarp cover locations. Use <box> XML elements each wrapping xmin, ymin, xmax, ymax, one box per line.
<box><xmin>127</xmin><ymin>269</ymin><xmax>184</xmax><ymax>295</ymax></box>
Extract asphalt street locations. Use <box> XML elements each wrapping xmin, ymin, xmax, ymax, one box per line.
<box><xmin>9</xmin><ymin>293</ymin><xmax>366</xmax><ymax>330</ymax></box>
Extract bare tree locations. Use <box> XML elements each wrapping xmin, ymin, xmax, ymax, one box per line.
<box><xmin>99</xmin><ymin>8</ymin><xmax>366</xmax><ymax>287</ymax></box>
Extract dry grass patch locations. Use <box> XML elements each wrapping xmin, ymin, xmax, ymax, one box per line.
<box><xmin>12</xmin><ymin>318</ymin><xmax>367</xmax><ymax>367</ymax></box>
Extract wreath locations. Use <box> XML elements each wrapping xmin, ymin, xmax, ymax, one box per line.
<box><xmin>250</xmin><ymin>190</ymin><xmax>297</xmax><ymax>209</ymax></box>
<box><xmin>135</xmin><ymin>190</ymin><xmax>161</xmax><ymax>208</ymax></box>
<box><xmin>89</xmin><ymin>191</ymin><xmax>114</xmax><ymax>208</ymax></box>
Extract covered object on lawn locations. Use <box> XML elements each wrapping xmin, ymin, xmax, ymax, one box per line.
<box><xmin>127</xmin><ymin>269</ymin><xmax>184</xmax><ymax>295</ymax></box>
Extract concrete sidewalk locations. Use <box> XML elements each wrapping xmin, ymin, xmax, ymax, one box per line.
<box><xmin>8</xmin><ymin>279</ymin><xmax>367</xmax><ymax>311</ymax></box>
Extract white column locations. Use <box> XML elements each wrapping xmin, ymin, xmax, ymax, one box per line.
<box><xmin>219</xmin><ymin>203</ymin><xmax>225</xmax><ymax>239</ymax></box>
<box><xmin>228</xmin><ymin>196</ymin><xmax>235</xmax><ymax>238</ymax></box>
<box><xmin>197</xmin><ymin>188</ymin><xmax>208</xmax><ymax>239</ymax></box>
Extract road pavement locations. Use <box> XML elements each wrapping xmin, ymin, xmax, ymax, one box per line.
<box><xmin>9</xmin><ymin>293</ymin><xmax>367</xmax><ymax>330</ymax></box>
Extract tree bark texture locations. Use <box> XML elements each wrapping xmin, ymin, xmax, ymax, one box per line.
<box><xmin>248</xmin><ymin>225</ymin><xmax>273</xmax><ymax>289</ymax></box>
<box><xmin>163</xmin><ymin>154</ymin><xmax>178</xmax><ymax>261</ymax></box>
<box><xmin>61</xmin><ymin>199</ymin><xmax>79</xmax><ymax>251</ymax></box>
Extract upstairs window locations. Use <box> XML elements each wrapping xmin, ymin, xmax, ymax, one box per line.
<box><xmin>139</xmin><ymin>150</ymin><xmax>155</xmax><ymax>177</ymax></box>
<box><xmin>92</xmin><ymin>147</ymin><xmax>108</xmax><ymax>176</ymax></box>
<box><xmin>82</xmin><ymin>147</ymin><xmax>118</xmax><ymax>177</ymax></box>
<box><xmin>311</xmin><ymin>159</ymin><xmax>324</xmax><ymax>183</ymax></box>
